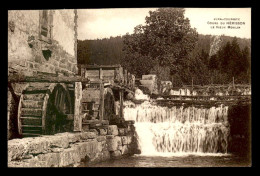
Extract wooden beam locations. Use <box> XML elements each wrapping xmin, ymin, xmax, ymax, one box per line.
<box><xmin>80</xmin><ymin>64</ymin><xmax>122</xmax><ymax>69</ymax></box>
<box><xmin>99</xmin><ymin>83</ymin><xmax>104</xmax><ymax>122</ymax></box>
<box><xmin>99</xmin><ymin>67</ymin><xmax>103</xmax><ymax>79</ymax></box>
<box><xmin>172</xmin><ymin>84</ymin><xmax>251</xmax><ymax>90</ymax></box>
<box><xmin>74</xmin><ymin>82</ymin><xmax>82</xmax><ymax>132</ymax></box>
<box><xmin>8</xmin><ymin>73</ymin><xmax>92</xmax><ymax>84</ymax></box>
<box><xmin>119</xmin><ymin>88</ymin><xmax>124</xmax><ymax>119</ymax></box>
<box><xmin>151</xmin><ymin>94</ymin><xmax>251</xmax><ymax>100</ymax></box>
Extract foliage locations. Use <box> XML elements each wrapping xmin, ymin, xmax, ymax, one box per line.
<box><xmin>122</xmin><ymin>8</ymin><xmax>198</xmax><ymax>85</ymax></box>
<box><xmin>208</xmin><ymin>37</ymin><xmax>251</xmax><ymax>84</ymax></box>
<box><xmin>77</xmin><ymin>8</ymin><xmax>251</xmax><ymax>86</ymax></box>
<box><xmin>77</xmin><ymin>36</ymin><xmax>124</xmax><ymax>65</ymax></box>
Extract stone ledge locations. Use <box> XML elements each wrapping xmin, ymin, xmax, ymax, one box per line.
<box><xmin>8</xmin><ymin>132</ymin><xmax>97</xmax><ymax>162</ymax></box>
<box><xmin>8</xmin><ymin>122</ymin><xmax>139</xmax><ymax>167</ymax></box>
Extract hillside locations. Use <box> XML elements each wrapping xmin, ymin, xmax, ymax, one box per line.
<box><xmin>77</xmin><ymin>34</ymin><xmax>251</xmax><ymax>66</ymax></box>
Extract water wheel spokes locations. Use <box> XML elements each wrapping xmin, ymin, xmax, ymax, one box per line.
<box><xmin>18</xmin><ymin>83</ymin><xmax>73</xmax><ymax>137</ymax></box>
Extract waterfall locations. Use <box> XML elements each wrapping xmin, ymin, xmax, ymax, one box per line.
<box><xmin>124</xmin><ymin>100</ymin><xmax>230</xmax><ymax>156</ymax></box>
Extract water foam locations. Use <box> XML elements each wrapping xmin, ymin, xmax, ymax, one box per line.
<box><xmin>124</xmin><ymin>99</ymin><xmax>230</xmax><ymax>156</ymax></box>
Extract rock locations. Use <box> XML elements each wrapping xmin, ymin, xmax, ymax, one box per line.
<box><xmin>118</xmin><ymin>128</ymin><xmax>127</xmax><ymax>136</ymax></box>
<box><xmin>97</xmin><ymin>142</ymin><xmax>103</xmax><ymax>153</ymax></box>
<box><xmin>106</xmin><ymin>135</ymin><xmax>115</xmax><ymax>139</ymax></box>
<box><xmin>101</xmin><ymin>150</ymin><xmax>110</xmax><ymax>161</ymax></box>
<box><xmin>97</xmin><ymin>136</ymin><xmax>106</xmax><ymax>142</ymax></box>
<box><xmin>121</xmin><ymin>136</ymin><xmax>128</xmax><ymax>145</ymax></box>
<box><xmin>8</xmin><ymin>139</ymin><xmax>27</xmax><ymax>161</ymax></box>
<box><xmin>126</xmin><ymin>93</ymin><xmax>134</xmax><ymax>100</ymax></box>
<box><xmin>106</xmin><ymin>136</ymin><xmax>121</xmax><ymax>152</ymax></box>
<box><xmin>115</xmin><ymin>136</ymin><xmax>122</xmax><ymax>146</ymax></box>
<box><xmin>118</xmin><ymin>145</ymin><xmax>122</xmax><ymax>151</ymax></box>
<box><xmin>121</xmin><ymin>145</ymin><xmax>129</xmax><ymax>155</ymax></box>
<box><xmin>125</xmin><ymin>120</ymin><xmax>135</xmax><ymax>125</ymax></box>
<box><xmin>110</xmin><ymin>150</ymin><xmax>122</xmax><ymax>159</ymax></box>
<box><xmin>9</xmin><ymin>158</ymin><xmax>40</xmax><ymax>167</ymax></box>
<box><xmin>55</xmin><ymin>132</ymin><xmax>80</xmax><ymax>144</ymax></box>
<box><xmin>99</xmin><ymin>128</ymin><xmax>107</xmax><ymax>135</ymax></box>
<box><xmin>101</xmin><ymin>140</ymin><xmax>108</xmax><ymax>151</ymax></box>
<box><xmin>47</xmin><ymin>135</ymin><xmax>70</xmax><ymax>148</ymax></box>
<box><xmin>89</xmin><ymin>129</ymin><xmax>99</xmax><ymax>135</ymax></box>
<box><xmin>50</xmin><ymin>148</ymin><xmax>64</xmax><ymax>153</ymax></box>
<box><xmin>106</xmin><ymin>138</ymin><xmax>118</xmax><ymax>152</ymax></box>
<box><xmin>85</xmin><ymin>153</ymin><xmax>98</xmax><ymax>163</ymax></box>
<box><xmin>127</xmin><ymin>135</ymin><xmax>133</xmax><ymax>144</ymax></box>
<box><xmin>74</xmin><ymin>141</ymin><xmax>97</xmax><ymax>161</ymax></box>
<box><xmin>107</xmin><ymin>125</ymin><xmax>118</xmax><ymax>135</ymax></box>
<box><xmin>21</xmin><ymin>154</ymin><xmax>33</xmax><ymax>159</ymax></box>
<box><xmin>36</xmin><ymin>152</ymin><xmax>60</xmax><ymax>167</ymax></box>
<box><xmin>80</xmin><ymin>132</ymin><xmax>96</xmax><ymax>140</ymax></box>
<box><xmin>84</xmin><ymin>140</ymin><xmax>98</xmax><ymax>154</ymax></box>
<box><xmin>82</xmin><ymin>124</ymin><xmax>89</xmax><ymax>132</ymax></box>
<box><xmin>92</xmin><ymin>152</ymin><xmax>103</xmax><ymax>163</ymax></box>
<box><xmin>129</xmin><ymin>124</ymin><xmax>135</xmax><ymax>131</ymax></box>
<box><xmin>129</xmin><ymin>143</ymin><xmax>141</xmax><ymax>155</ymax></box>
<box><xmin>59</xmin><ymin>148</ymin><xmax>81</xmax><ymax>167</ymax></box>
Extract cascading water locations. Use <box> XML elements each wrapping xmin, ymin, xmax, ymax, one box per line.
<box><xmin>123</xmin><ymin>90</ymin><xmax>230</xmax><ymax>156</ymax></box>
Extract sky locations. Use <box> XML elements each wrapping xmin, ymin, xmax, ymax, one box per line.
<box><xmin>77</xmin><ymin>8</ymin><xmax>251</xmax><ymax>40</ymax></box>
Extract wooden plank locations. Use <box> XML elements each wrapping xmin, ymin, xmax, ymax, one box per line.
<box><xmin>21</xmin><ymin>125</ymin><xmax>42</xmax><ymax>127</ymax></box>
<box><xmin>17</xmin><ymin>95</ymin><xmax>23</xmax><ymax>135</ymax></box>
<box><xmin>80</xmin><ymin>64</ymin><xmax>121</xmax><ymax>69</ymax></box>
<box><xmin>152</xmin><ymin>94</ymin><xmax>251</xmax><ymax>99</ymax></box>
<box><xmin>74</xmin><ymin>82</ymin><xmax>82</xmax><ymax>132</ymax></box>
<box><xmin>119</xmin><ymin>88</ymin><xmax>124</xmax><ymax>119</ymax></box>
<box><xmin>8</xmin><ymin>73</ymin><xmax>91</xmax><ymax>84</ymax></box>
<box><xmin>99</xmin><ymin>68</ymin><xmax>103</xmax><ymax>79</ymax></box>
<box><xmin>41</xmin><ymin>94</ymin><xmax>48</xmax><ymax>132</ymax></box>
<box><xmin>85</xmin><ymin>70</ymin><xmax>100</xmax><ymax>77</ymax></box>
<box><xmin>102</xmin><ymin>70</ymin><xmax>115</xmax><ymax>77</ymax></box>
<box><xmin>22</xmin><ymin>133</ymin><xmax>42</xmax><ymax>136</ymax></box>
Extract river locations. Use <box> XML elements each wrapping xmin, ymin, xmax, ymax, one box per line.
<box><xmin>83</xmin><ymin>89</ymin><xmax>250</xmax><ymax>167</ymax></box>
<box><xmin>81</xmin><ymin>154</ymin><xmax>250</xmax><ymax>167</ymax></box>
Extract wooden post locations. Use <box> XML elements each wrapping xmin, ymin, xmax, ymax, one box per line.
<box><xmin>119</xmin><ymin>88</ymin><xmax>124</xmax><ymax>119</ymax></box>
<box><xmin>17</xmin><ymin>95</ymin><xmax>23</xmax><ymax>135</ymax></box>
<box><xmin>192</xmin><ymin>77</ymin><xmax>193</xmax><ymax>96</ymax></box>
<box><xmin>99</xmin><ymin>68</ymin><xmax>103</xmax><ymax>80</ymax></box>
<box><xmin>74</xmin><ymin>82</ymin><xmax>82</xmax><ymax>131</ymax></box>
<box><xmin>99</xmin><ymin>82</ymin><xmax>104</xmax><ymax>122</ymax></box>
<box><xmin>132</xmin><ymin>74</ymin><xmax>135</xmax><ymax>90</ymax></box>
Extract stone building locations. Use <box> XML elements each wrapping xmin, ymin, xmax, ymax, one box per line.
<box><xmin>8</xmin><ymin>10</ymin><xmax>78</xmax><ymax>139</ymax></box>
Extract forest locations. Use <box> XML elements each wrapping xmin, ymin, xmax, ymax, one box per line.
<box><xmin>77</xmin><ymin>8</ymin><xmax>251</xmax><ymax>86</ymax></box>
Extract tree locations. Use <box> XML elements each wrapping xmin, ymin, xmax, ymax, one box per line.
<box><xmin>199</xmin><ymin>49</ymin><xmax>209</xmax><ymax>66</ymax></box>
<box><xmin>208</xmin><ymin>37</ymin><xmax>250</xmax><ymax>84</ymax></box>
<box><xmin>230</xmin><ymin>37</ymin><xmax>243</xmax><ymax>76</ymax></box>
<box><xmin>122</xmin><ymin>8</ymin><xmax>198</xmax><ymax>82</ymax></box>
<box><xmin>209</xmin><ymin>54</ymin><xmax>219</xmax><ymax>70</ymax></box>
<box><xmin>241</xmin><ymin>46</ymin><xmax>250</xmax><ymax>75</ymax></box>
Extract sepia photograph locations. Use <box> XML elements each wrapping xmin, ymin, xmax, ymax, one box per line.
<box><xmin>7</xmin><ymin>7</ymin><xmax>251</xmax><ymax>167</ymax></box>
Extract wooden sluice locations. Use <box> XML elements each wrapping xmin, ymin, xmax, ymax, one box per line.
<box><xmin>150</xmin><ymin>94</ymin><xmax>251</xmax><ymax>107</ymax></box>
<box><xmin>78</xmin><ymin>64</ymin><xmax>136</xmax><ymax>129</ymax></box>
<box><xmin>150</xmin><ymin>82</ymin><xmax>251</xmax><ymax>107</ymax></box>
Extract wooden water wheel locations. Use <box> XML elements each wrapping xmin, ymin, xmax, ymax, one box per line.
<box><xmin>17</xmin><ymin>83</ymin><xmax>73</xmax><ymax>137</ymax></box>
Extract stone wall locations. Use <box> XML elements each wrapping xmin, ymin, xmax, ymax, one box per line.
<box><xmin>8</xmin><ymin>10</ymin><xmax>78</xmax><ymax>77</ymax></box>
<box><xmin>8</xmin><ymin>124</ymin><xmax>140</xmax><ymax>167</ymax></box>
